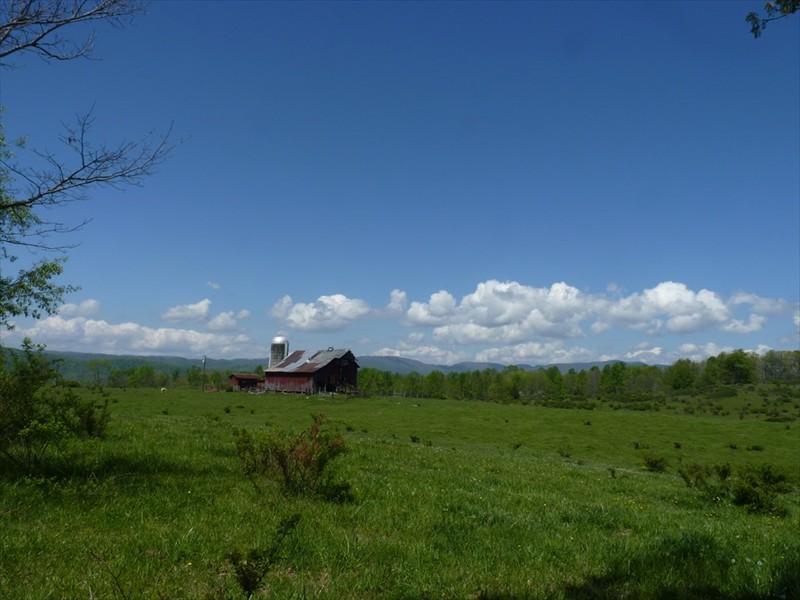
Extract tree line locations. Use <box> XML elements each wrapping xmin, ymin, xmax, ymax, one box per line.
<box><xmin>78</xmin><ymin>359</ymin><xmax>263</xmax><ymax>391</ymax></box>
<box><xmin>357</xmin><ymin>350</ymin><xmax>800</xmax><ymax>403</ymax></box>
<box><xmin>29</xmin><ymin>349</ymin><xmax>800</xmax><ymax>399</ymax></box>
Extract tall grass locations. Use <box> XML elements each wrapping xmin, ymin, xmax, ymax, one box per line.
<box><xmin>1</xmin><ymin>388</ymin><xmax>797</xmax><ymax>598</ymax></box>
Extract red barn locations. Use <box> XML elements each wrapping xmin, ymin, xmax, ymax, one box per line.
<box><xmin>264</xmin><ymin>348</ymin><xmax>358</xmax><ymax>393</ymax></box>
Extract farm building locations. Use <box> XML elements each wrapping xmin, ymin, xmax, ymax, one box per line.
<box><xmin>229</xmin><ymin>373</ymin><xmax>264</xmax><ymax>391</ymax></box>
<box><xmin>264</xmin><ymin>348</ymin><xmax>359</xmax><ymax>393</ymax></box>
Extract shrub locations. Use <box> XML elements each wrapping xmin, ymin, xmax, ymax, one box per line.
<box><xmin>709</xmin><ymin>386</ymin><xmax>738</xmax><ymax>399</ymax></box>
<box><xmin>678</xmin><ymin>462</ymin><xmax>712</xmax><ymax>489</ymax></box>
<box><xmin>642</xmin><ymin>454</ymin><xmax>668</xmax><ymax>472</ymax></box>
<box><xmin>233</xmin><ymin>412</ymin><xmax>351</xmax><ymax>501</ymax></box>
<box><xmin>557</xmin><ymin>439</ymin><xmax>572</xmax><ymax>458</ymax></box>
<box><xmin>731</xmin><ymin>464</ymin><xmax>788</xmax><ymax>515</ymax></box>
<box><xmin>0</xmin><ymin>339</ymin><xmax>110</xmax><ymax>470</ymax></box>
<box><xmin>678</xmin><ymin>461</ymin><xmax>789</xmax><ymax>516</ymax></box>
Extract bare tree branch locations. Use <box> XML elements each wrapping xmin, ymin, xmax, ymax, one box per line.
<box><xmin>0</xmin><ymin>0</ymin><xmax>173</xmax><ymax>329</ymax></box>
<box><xmin>1</xmin><ymin>109</ymin><xmax>172</xmax><ymax>252</ymax></box>
<box><xmin>0</xmin><ymin>0</ymin><xmax>144</xmax><ymax>64</ymax></box>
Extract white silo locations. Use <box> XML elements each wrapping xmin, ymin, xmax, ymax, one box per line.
<box><xmin>269</xmin><ymin>336</ymin><xmax>289</xmax><ymax>368</ymax></box>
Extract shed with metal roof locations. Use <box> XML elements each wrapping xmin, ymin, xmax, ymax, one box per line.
<box><xmin>263</xmin><ymin>348</ymin><xmax>358</xmax><ymax>393</ymax></box>
<box><xmin>229</xmin><ymin>373</ymin><xmax>265</xmax><ymax>392</ymax></box>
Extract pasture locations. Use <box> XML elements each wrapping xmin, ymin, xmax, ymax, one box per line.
<box><xmin>1</xmin><ymin>387</ymin><xmax>798</xmax><ymax>599</ymax></box>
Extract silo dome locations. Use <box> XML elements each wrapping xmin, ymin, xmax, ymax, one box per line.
<box><xmin>269</xmin><ymin>336</ymin><xmax>289</xmax><ymax>368</ymax></box>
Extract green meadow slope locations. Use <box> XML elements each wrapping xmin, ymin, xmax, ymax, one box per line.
<box><xmin>1</xmin><ymin>388</ymin><xmax>798</xmax><ymax>598</ymax></box>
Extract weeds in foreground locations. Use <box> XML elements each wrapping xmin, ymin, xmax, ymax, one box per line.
<box><xmin>227</xmin><ymin>515</ymin><xmax>300</xmax><ymax>599</ymax></box>
<box><xmin>233</xmin><ymin>412</ymin><xmax>352</xmax><ymax>501</ymax></box>
<box><xmin>87</xmin><ymin>547</ymin><xmax>129</xmax><ymax>600</ymax></box>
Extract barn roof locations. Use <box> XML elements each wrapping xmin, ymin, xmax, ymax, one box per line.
<box><xmin>230</xmin><ymin>373</ymin><xmax>264</xmax><ymax>381</ymax></box>
<box><xmin>265</xmin><ymin>348</ymin><xmax>356</xmax><ymax>374</ymax></box>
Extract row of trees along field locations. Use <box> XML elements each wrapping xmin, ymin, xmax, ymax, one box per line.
<box><xmin>357</xmin><ymin>350</ymin><xmax>800</xmax><ymax>403</ymax></box>
<box><xmin>78</xmin><ymin>360</ymin><xmax>263</xmax><ymax>391</ymax></box>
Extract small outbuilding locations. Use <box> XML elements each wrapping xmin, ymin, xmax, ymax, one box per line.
<box><xmin>229</xmin><ymin>373</ymin><xmax>265</xmax><ymax>392</ymax></box>
<box><xmin>264</xmin><ymin>348</ymin><xmax>358</xmax><ymax>394</ymax></box>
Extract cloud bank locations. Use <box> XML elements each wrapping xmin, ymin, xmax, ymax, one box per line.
<box><xmin>5</xmin><ymin>280</ymin><xmax>797</xmax><ymax>364</ymax></box>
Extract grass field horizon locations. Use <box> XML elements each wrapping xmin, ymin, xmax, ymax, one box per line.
<box><xmin>2</xmin><ymin>387</ymin><xmax>798</xmax><ymax>598</ymax></box>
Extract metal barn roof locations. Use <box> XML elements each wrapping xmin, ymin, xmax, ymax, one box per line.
<box><xmin>230</xmin><ymin>373</ymin><xmax>264</xmax><ymax>381</ymax></box>
<box><xmin>265</xmin><ymin>348</ymin><xmax>355</xmax><ymax>374</ymax></box>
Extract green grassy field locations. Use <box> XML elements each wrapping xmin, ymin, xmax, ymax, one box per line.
<box><xmin>2</xmin><ymin>388</ymin><xmax>798</xmax><ymax>599</ymax></box>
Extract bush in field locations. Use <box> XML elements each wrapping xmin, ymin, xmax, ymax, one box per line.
<box><xmin>0</xmin><ymin>339</ymin><xmax>110</xmax><ymax>470</ymax></box>
<box><xmin>233</xmin><ymin>412</ymin><xmax>351</xmax><ymax>501</ymax></box>
<box><xmin>642</xmin><ymin>454</ymin><xmax>668</xmax><ymax>472</ymax></box>
<box><xmin>678</xmin><ymin>461</ymin><xmax>790</xmax><ymax>516</ymax></box>
<box><xmin>731</xmin><ymin>464</ymin><xmax>789</xmax><ymax>515</ymax></box>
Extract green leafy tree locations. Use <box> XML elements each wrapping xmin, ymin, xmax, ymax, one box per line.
<box><xmin>699</xmin><ymin>355</ymin><xmax>723</xmax><ymax>387</ymax></box>
<box><xmin>208</xmin><ymin>370</ymin><xmax>223</xmax><ymax>390</ymax></box>
<box><xmin>471</xmin><ymin>368</ymin><xmax>495</xmax><ymax>401</ymax></box>
<box><xmin>746</xmin><ymin>0</ymin><xmax>800</xmax><ymax>37</ymax></box>
<box><xmin>719</xmin><ymin>350</ymin><xmax>760</xmax><ymax>385</ymax></box>
<box><xmin>0</xmin><ymin>0</ymin><xmax>171</xmax><ymax>329</ymax></box>
<box><xmin>127</xmin><ymin>364</ymin><xmax>156</xmax><ymax>388</ymax></box>
<box><xmin>487</xmin><ymin>370</ymin><xmax>514</xmax><ymax>403</ymax></box>
<box><xmin>544</xmin><ymin>366</ymin><xmax>564</xmax><ymax>397</ymax></box>
<box><xmin>600</xmin><ymin>362</ymin><xmax>627</xmax><ymax>397</ymax></box>
<box><xmin>185</xmin><ymin>365</ymin><xmax>202</xmax><ymax>389</ymax></box>
<box><xmin>760</xmin><ymin>349</ymin><xmax>800</xmax><ymax>380</ymax></box>
<box><xmin>108</xmin><ymin>367</ymin><xmax>127</xmax><ymax>388</ymax></box>
<box><xmin>587</xmin><ymin>366</ymin><xmax>601</xmax><ymax>396</ymax></box>
<box><xmin>627</xmin><ymin>365</ymin><xmax>663</xmax><ymax>395</ymax></box>
<box><xmin>521</xmin><ymin>369</ymin><xmax>547</xmax><ymax>399</ymax></box>
<box><xmin>401</xmin><ymin>371</ymin><xmax>422</xmax><ymax>398</ymax></box>
<box><xmin>357</xmin><ymin>367</ymin><xmax>380</xmax><ymax>396</ymax></box>
<box><xmin>564</xmin><ymin>368</ymin><xmax>589</xmax><ymax>399</ymax></box>
<box><xmin>87</xmin><ymin>358</ymin><xmax>110</xmax><ymax>387</ymax></box>
<box><xmin>445</xmin><ymin>371</ymin><xmax>469</xmax><ymax>400</ymax></box>
<box><xmin>664</xmin><ymin>358</ymin><xmax>697</xmax><ymax>391</ymax></box>
<box><xmin>422</xmin><ymin>370</ymin><xmax>446</xmax><ymax>399</ymax></box>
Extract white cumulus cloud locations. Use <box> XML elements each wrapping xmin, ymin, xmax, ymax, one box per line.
<box><xmin>608</xmin><ymin>281</ymin><xmax>730</xmax><ymax>333</ymax></box>
<box><xmin>9</xmin><ymin>315</ymin><xmax>258</xmax><ymax>358</ymax></box>
<box><xmin>407</xmin><ymin>290</ymin><xmax>457</xmax><ymax>325</ymax></box>
<box><xmin>474</xmin><ymin>341</ymin><xmax>593</xmax><ymax>365</ymax></box>
<box><xmin>58</xmin><ymin>299</ymin><xmax>101</xmax><ymax>318</ymax></box>
<box><xmin>162</xmin><ymin>298</ymin><xmax>212</xmax><ymax>323</ymax></box>
<box><xmin>387</xmin><ymin>289</ymin><xmax>407</xmax><ymax>314</ymax></box>
<box><xmin>409</xmin><ymin>280</ymin><xmax>592</xmax><ymax>343</ymax></box>
<box><xmin>270</xmin><ymin>294</ymin><xmax>371</xmax><ymax>331</ymax></box>
<box><xmin>207</xmin><ymin>309</ymin><xmax>251</xmax><ymax>331</ymax></box>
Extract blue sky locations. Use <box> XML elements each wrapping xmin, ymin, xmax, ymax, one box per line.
<box><xmin>1</xmin><ymin>0</ymin><xmax>798</xmax><ymax>366</ymax></box>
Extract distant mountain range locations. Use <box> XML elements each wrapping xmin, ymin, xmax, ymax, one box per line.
<box><xmin>33</xmin><ymin>350</ymin><xmax>264</xmax><ymax>381</ymax></box>
<box><xmin>30</xmin><ymin>349</ymin><xmax>653</xmax><ymax>381</ymax></box>
<box><xmin>356</xmin><ymin>356</ymin><xmax>652</xmax><ymax>375</ymax></box>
